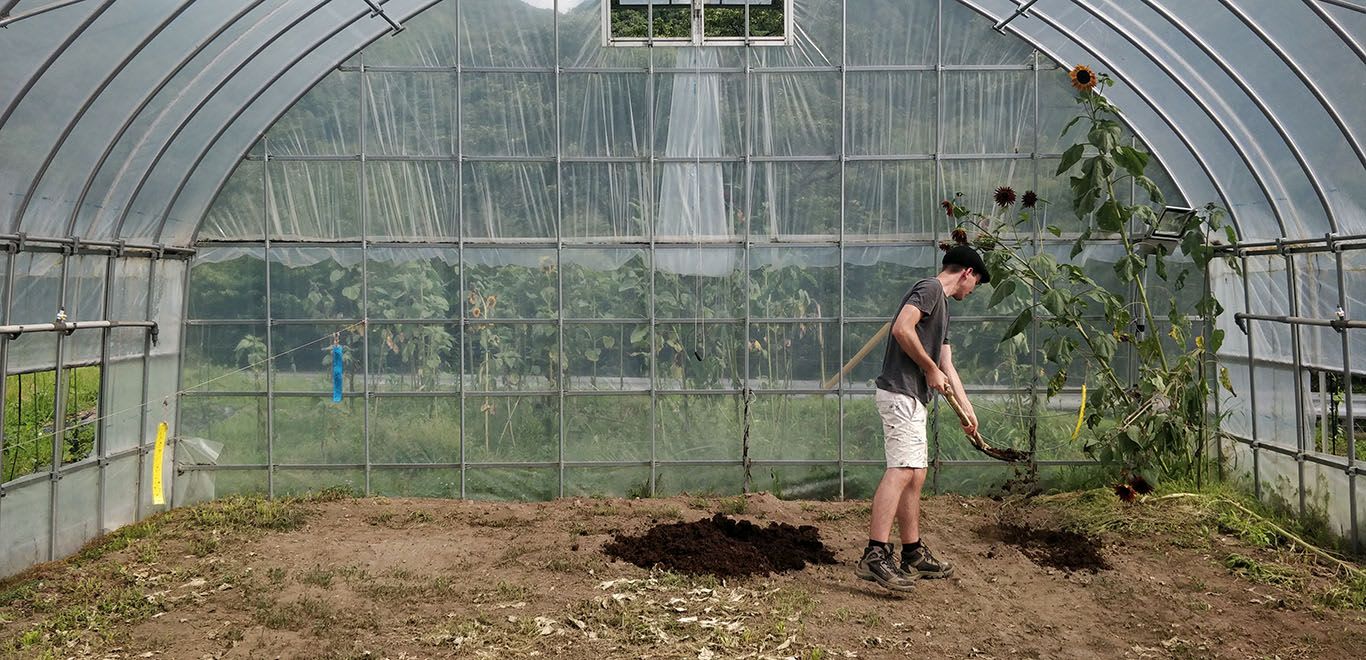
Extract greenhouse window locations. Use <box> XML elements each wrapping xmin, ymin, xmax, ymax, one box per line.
<box><xmin>2</xmin><ymin>366</ymin><xmax>101</xmax><ymax>484</ymax></box>
<box><xmin>606</xmin><ymin>0</ymin><xmax>790</xmax><ymax>46</ymax></box>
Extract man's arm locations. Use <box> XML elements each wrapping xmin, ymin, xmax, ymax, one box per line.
<box><xmin>939</xmin><ymin>344</ymin><xmax>978</xmax><ymax>436</ymax></box>
<box><xmin>891</xmin><ymin>304</ymin><xmax>949</xmax><ymax>394</ymax></box>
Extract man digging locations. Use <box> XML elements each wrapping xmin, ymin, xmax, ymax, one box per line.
<box><xmin>856</xmin><ymin>242</ymin><xmax>989</xmax><ymax>592</ymax></box>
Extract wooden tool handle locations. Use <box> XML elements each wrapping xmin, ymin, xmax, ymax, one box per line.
<box><xmin>820</xmin><ymin>321</ymin><xmax>890</xmax><ymax>390</ymax></box>
<box><xmin>941</xmin><ymin>386</ymin><xmax>986</xmax><ymax>444</ymax></box>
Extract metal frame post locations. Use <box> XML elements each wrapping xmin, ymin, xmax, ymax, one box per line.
<box><xmin>359</xmin><ymin>52</ymin><xmax>372</xmax><ymax>496</ymax></box>
<box><xmin>836</xmin><ymin>0</ymin><xmax>847</xmax><ymax>499</ymax></box>
<box><xmin>0</xmin><ymin>251</ymin><xmax>13</xmax><ymax>539</ymax></box>
<box><xmin>1286</xmin><ymin>252</ymin><xmax>1308</xmax><ymax>517</ymax></box>
<box><xmin>48</xmin><ymin>254</ymin><xmax>72</xmax><ymax>561</ymax></box>
<box><xmin>263</xmin><ymin>144</ymin><xmax>276</xmax><ymax>498</ymax></box>
<box><xmin>1243</xmin><ymin>253</ymin><xmax>1260</xmax><ymax>499</ymax></box>
<box><xmin>1334</xmin><ymin>245</ymin><xmax>1359</xmax><ymax>551</ymax></box>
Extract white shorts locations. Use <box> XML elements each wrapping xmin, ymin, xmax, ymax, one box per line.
<box><xmin>875</xmin><ymin>388</ymin><xmax>929</xmax><ymax>469</ymax></box>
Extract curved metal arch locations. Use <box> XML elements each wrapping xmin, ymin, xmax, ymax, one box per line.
<box><xmin>0</xmin><ymin>0</ymin><xmax>113</xmax><ymax>232</ymax></box>
<box><xmin>1135</xmin><ymin>0</ymin><xmax>1340</xmax><ymax>234</ymax></box>
<box><xmin>61</xmin><ymin>0</ymin><xmax>274</xmax><ymax>239</ymax></box>
<box><xmin>1058</xmin><ymin>0</ymin><xmax>1292</xmax><ymax>238</ymax></box>
<box><xmin>11</xmin><ymin>0</ymin><xmax>197</xmax><ymax>233</ymax></box>
<box><xmin>1305</xmin><ymin>0</ymin><xmax>1366</xmax><ymax>65</ymax></box>
<box><xmin>159</xmin><ymin>0</ymin><xmax>447</xmax><ymax>245</ymax></box>
<box><xmin>1219</xmin><ymin>0</ymin><xmax>1366</xmax><ymax>178</ymax></box>
<box><xmin>0</xmin><ymin>0</ymin><xmax>110</xmax><ymax>130</ymax></box>
<box><xmin>106</xmin><ymin>0</ymin><xmax>338</xmax><ymax>240</ymax></box>
<box><xmin>958</xmin><ymin>0</ymin><xmax>1242</xmax><ymax>238</ymax></box>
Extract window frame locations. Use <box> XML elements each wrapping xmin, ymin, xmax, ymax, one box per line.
<box><xmin>602</xmin><ymin>0</ymin><xmax>794</xmax><ymax>48</ymax></box>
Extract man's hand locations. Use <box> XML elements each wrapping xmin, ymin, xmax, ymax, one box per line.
<box><xmin>961</xmin><ymin>409</ymin><xmax>979</xmax><ymax>437</ymax></box>
<box><xmin>927</xmin><ymin>366</ymin><xmax>950</xmax><ymax>394</ymax></box>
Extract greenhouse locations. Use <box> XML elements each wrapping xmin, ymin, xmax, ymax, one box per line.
<box><xmin>0</xmin><ymin>0</ymin><xmax>1363</xmax><ymax>656</ymax></box>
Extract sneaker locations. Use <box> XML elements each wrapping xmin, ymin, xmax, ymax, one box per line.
<box><xmin>901</xmin><ymin>543</ymin><xmax>954</xmax><ymax>579</ymax></box>
<box><xmin>855</xmin><ymin>545</ymin><xmax>916</xmax><ymax>592</ymax></box>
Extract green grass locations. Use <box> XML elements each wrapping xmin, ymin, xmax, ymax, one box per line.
<box><xmin>1223</xmin><ymin>553</ymin><xmax>1298</xmax><ymax>586</ymax></box>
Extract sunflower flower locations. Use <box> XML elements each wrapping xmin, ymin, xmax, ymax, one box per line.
<box><xmin>951</xmin><ymin>227</ymin><xmax>968</xmax><ymax>245</ymax></box>
<box><xmin>993</xmin><ymin>186</ymin><xmax>1016</xmax><ymax>207</ymax></box>
<box><xmin>1069</xmin><ymin>64</ymin><xmax>1098</xmax><ymax>93</ymax></box>
<box><xmin>940</xmin><ymin>199</ymin><xmax>954</xmax><ymax>217</ymax></box>
<box><xmin>1021</xmin><ymin>190</ymin><xmax>1038</xmax><ymax>208</ymax></box>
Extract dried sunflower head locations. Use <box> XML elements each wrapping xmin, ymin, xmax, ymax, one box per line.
<box><xmin>1129</xmin><ymin>474</ymin><xmax>1153</xmax><ymax>495</ymax></box>
<box><xmin>1069</xmin><ymin>64</ymin><xmax>1098</xmax><ymax>93</ymax></box>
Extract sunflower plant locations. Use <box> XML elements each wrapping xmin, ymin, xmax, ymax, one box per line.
<box><xmin>944</xmin><ymin>65</ymin><xmax>1240</xmax><ymax>482</ymax></box>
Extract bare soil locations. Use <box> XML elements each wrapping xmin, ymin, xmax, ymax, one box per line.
<box><xmin>3</xmin><ymin>491</ymin><xmax>1365</xmax><ymax>659</ymax></box>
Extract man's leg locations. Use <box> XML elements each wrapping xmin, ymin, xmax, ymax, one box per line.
<box><xmin>897</xmin><ymin>467</ymin><xmax>953</xmax><ymax>579</ymax></box>
<box><xmin>857</xmin><ymin>467</ymin><xmax>917</xmax><ymax>591</ymax></box>
<box><xmin>894</xmin><ymin>467</ymin><xmax>927</xmax><ymax>545</ymax></box>
<box><xmin>868</xmin><ymin>467</ymin><xmax>915</xmax><ymax>543</ymax></box>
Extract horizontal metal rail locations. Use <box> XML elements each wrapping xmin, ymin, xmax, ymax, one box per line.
<box><xmin>1216</xmin><ymin>232</ymin><xmax>1366</xmax><ymax>256</ymax></box>
<box><xmin>1224</xmin><ymin>432</ymin><xmax>1366</xmax><ymax>476</ymax></box>
<box><xmin>1235</xmin><ymin>312</ymin><xmax>1364</xmax><ymax>332</ymax></box>
<box><xmin>0</xmin><ymin>233</ymin><xmax>194</xmax><ymax>258</ymax></box>
<box><xmin>0</xmin><ymin>319</ymin><xmax>157</xmax><ymax>340</ymax></box>
<box><xmin>176</xmin><ymin>457</ymin><xmax>1098</xmax><ymax>473</ymax></box>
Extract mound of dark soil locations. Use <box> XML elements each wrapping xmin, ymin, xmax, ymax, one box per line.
<box><xmin>986</xmin><ymin>523</ymin><xmax>1111</xmax><ymax>573</ymax></box>
<box><xmin>603</xmin><ymin>513</ymin><xmax>838</xmax><ymax>577</ymax></box>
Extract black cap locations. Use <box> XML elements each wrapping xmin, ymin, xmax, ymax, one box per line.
<box><xmin>942</xmin><ymin>245</ymin><xmax>991</xmax><ymax>284</ymax></box>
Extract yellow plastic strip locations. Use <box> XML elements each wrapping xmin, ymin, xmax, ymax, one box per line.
<box><xmin>151</xmin><ymin>422</ymin><xmax>167</xmax><ymax>506</ymax></box>
<box><xmin>1072</xmin><ymin>383</ymin><xmax>1088</xmax><ymax>440</ymax></box>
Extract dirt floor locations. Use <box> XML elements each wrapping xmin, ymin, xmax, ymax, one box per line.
<box><xmin>2</xmin><ymin>489</ymin><xmax>1365</xmax><ymax>659</ymax></box>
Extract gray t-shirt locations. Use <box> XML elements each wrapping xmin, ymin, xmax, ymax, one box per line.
<box><xmin>875</xmin><ymin>277</ymin><xmax>949</xmax><ymax>403</ymax></box>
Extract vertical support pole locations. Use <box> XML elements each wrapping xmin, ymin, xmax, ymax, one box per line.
<box><xmin>97</xmin><ymin>256</ymin><xmax>115</xmax><ymax>527</ymax></box>
<box><xmin>168</xmin><ymin>255</ymin><xmax>189</xmax><ymax>509</ymax></box>
<box><xmin>836</xmin><ymin>0</ymin><xmax>847</xmax><ymax>500</ymax></box>
<box><xmin>742</xmin><ymin>46</ymin><xmax>752</xmax><ymax>496</ymax></box>
<box><xmin>49</xmin><ymin>254</ymin><xmax>71</xmax><ymax>561</ymax></box>
<box><xmin>359</xmin><ymin>52</ymin><xmax>372</xmax><ymax>497</ymax></box>
<box><xmin>263</xmin><ymin>143</ymin><xmax>276</xmax><ymax>498</ymax></box>
<box><xmin>646</xmin><ymin>23</ymin><xmax>657</xmax><ymax>497</ymax></box>
<box><xmin>1335</xmin><ymin>246</ymin><xmax>1358</xmax><ymax>552</ymax></box>
<box><xmin>930</xmin><ymin>0</ymin><xmax>943</xmax><ymax>494</ymax></box>
<box><xmin>1242</xmin><ymin>253</ymin><xmax>1259</xmax><ymax>500</ymax></box>
<box><xmin>455</xmin><ymin>12</ymin><xmax>466</xmax><ymax>499</ymax></box>
<box><xmin>0</xmin><ymin>251</ymin><xmax>14</xmax><ymax>539</ymax></box>
<box><xmin>1028</xmin><ymin>49</ymin><xmax>1041</xmax><ymax>478</ymax></box>
<box><xmin>137</xmin><ymin>258</ymin><xmax>156</xmax><ymax>521</ymax></box>
<box><xmin>555</xmin><ymin>0</ymin><xmax>565</xmax><ymax>499</ymax></box>
<box><xmin>1286</xmin><ymin>252</ymin><xmax>1307</xmax><ymax>517</ymax></box>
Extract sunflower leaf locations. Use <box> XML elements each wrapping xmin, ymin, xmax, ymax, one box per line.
<box><xmin>1096</xmin><ymin>199</ymin><xmax>1124</xmax><ymax>232</ymax></box>
<box><xmin>1002</xmin><ymin>308</ymin><xmax>1033</xmax><ymax>343</ymax></box>
<box><xmin>1114</xmin><ymin>146</ymin><xmax>1149</xmax><ymax>177</ymax></box>
<box><xmin>1042</xmin><ymin>289</ymin><xmax>1068</xmax><ymax>317</ymax></box>
<box><xmin>1058</xmin><ymin>115</ymin><xmax>1085</xmax><ymax>140</ymax></box>
<box><xmin>1057</xmin><ymin>144</ymin><xmax>1085</xmax><ymax>176</ymax></box>
<box><xmin>988</xmin><ymin>279</ymin><xmax>1017</xmax><ymax>308</ymax></box>
<box><xmin>1135</xmin><ymin>175</ymin><xmax>1165</xmax><ymax>205</ymax></box>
